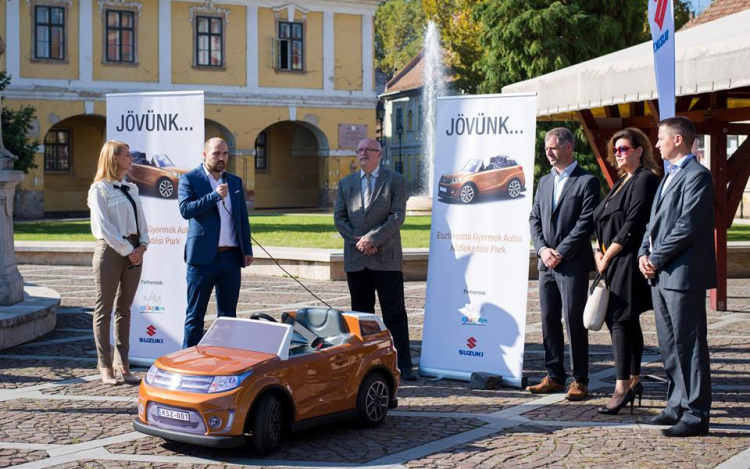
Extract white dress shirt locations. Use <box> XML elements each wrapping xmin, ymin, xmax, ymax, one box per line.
<box><xmin>203</xmin><ymin>165</ymin><xmax>238</xmax><ymax>247</ymax></box>
<box><xmin>360</xmin><ymin>165</ymin><xmax>381</xmax><ymax>208</ymax></box>
<box><xmin>660</xmin><ymin>154</ymin><xmax>694</xmax><ymax>197</ymax></box>
<box><xmin>88</xmin><ymin>179</ymin><xmax>149</xmax><ymax>256</ymax></box>
<box><xmin>553</xmin><ymin>160</ymin><xmax>577</xmax><ymax>210</ymax></box>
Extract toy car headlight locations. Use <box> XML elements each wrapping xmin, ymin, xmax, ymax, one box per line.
<box><xmin>208</xmin><ymin>371</ymin><xmax>252</xmax><ymax>394</ymax></box>
<box><xmin>145</xmin><ymin>365</ymin><xmax>158</xmax><ymax>385</ymax></box>
<box><xmin>448</xmin><ymin>178</ymin><xmax>461</xmax><ymax>184</ymax></box>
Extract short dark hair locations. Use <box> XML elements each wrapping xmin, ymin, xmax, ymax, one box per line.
<box><xmin>545</xmin><ymin>128</ymin><xmax>574</xmax><ymax>150</ymax></box>
<box><xmin>659</xmin><ymin>116</ymin><xmax>696</xmax><ymax>148</ymax></box>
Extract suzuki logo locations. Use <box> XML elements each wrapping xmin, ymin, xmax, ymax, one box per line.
<box><xmin>467</xmin><ymin>337</ymin><xmax>477</xmax><ymax>349</ymax></box>
<box><xmin>653</xmin><ymin>0</ymin><xmax>668</xmax><ymax>30</ymax></box>
<box><xmin>146</xmin><ymin>325</ymin><xmax>156</xmax><ymax>337</ymax></box>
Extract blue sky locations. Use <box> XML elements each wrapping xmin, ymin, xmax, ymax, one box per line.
<box><xmin>687</xmin><ymin>0</ymin><xmax>711</xmax><ymax>14</ymax></box>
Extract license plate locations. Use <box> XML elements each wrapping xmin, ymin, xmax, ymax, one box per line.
<box><xmin>439</xmin><ymin>186</ymin><xmax>447</xmax><ymax>192</ymax></box>
<box><xmin>158</xmin><ymin>408</ymin><xmax>190</xmax><ymax>422</ymax></box>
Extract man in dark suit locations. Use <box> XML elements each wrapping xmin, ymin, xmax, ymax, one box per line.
<box><xmin>334</xmin><ymin>138</ymin><xmax>415</xmax><ymax>381</ymax></box>
<box><xmin>639</xmin><ymin>117</ymin><xmax>715</xmax><ymax>437</ymax></box>
<box><xmin>178</xmin><ymin>138</ymin><xmax>253</xmax><ymax>348</ymax></box>
<box><xmin>529</xmin><ymin>128</ymin><xmax>600</xmax><ymax>400</ymax></box>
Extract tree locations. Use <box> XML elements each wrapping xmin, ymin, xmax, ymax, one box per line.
<box><xmin>422</xmin><ymin>0</ymin><xmax>486</xmax><ymax>93</ymax></box>
<box><xmin>0</xmin><ymin>72</ymin><xmax>39</xmax><ymax>174</ymax></box>
<box><xmin>473</xmin><ymin>0</ymin><xmax>692</xmax><ymax>189</ymax></box>
<box><xmin>374</xmin><ymin>0</ymin><xmax>426</xmax><ymax>78</ymax></box>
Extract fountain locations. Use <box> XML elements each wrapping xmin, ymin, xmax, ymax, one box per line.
<box><xmin>406</xmin><ymin>21</ymin><xmax>446</xmax><ymax>213</ymax></box>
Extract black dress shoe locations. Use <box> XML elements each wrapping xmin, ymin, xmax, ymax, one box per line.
<box><xmin>400</xmin><ymin>369</ymin><xmax>417</xmax><ymax>381</ymax></box>
<box><xmin>662</xmin><ymin>421</ymin><xmax>709</xmax><ymax>438</ymax></box>
<box><xmin>643</xmin><ymin>413</ymin><xmax>680</xmax><ymax>426</ymax></box>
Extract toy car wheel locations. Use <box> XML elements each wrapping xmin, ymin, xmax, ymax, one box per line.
<box><xmin>251</xmin><ymin>393</ymin><xmax>283</xmax><ymax>455</ymax></box>
<box><xmin>357</xmin><ymin>373</ymin><xmax>390</xmax><ymax>427</ymax></box>
<box><xmin>507</xmin><ymin>179</ymin><xmax>523</xmax><ymax>198</ymax></box>
<box><xmin>459</xmin><ymin>183</ymin><xmax>477</xmax><ymax>204</ymax></box>
<box><xmin>157</xmin><ymin>178</ymin><xmax>175</xmax><ymax>198</ymax></box>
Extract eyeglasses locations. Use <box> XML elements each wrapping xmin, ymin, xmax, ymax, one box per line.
<box><xmin>613</xmin><ymin>145</ymin><xmax>634</xmax><ymax>155</ymax></box>
<box><xmin>356</xmin><ymin>148</ymin><xmax>379</xmax><ymax>154</ymax></box>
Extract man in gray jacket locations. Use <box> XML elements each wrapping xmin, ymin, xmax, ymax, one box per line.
<box><xmin>639</xmin><ymin>116</ymin><xmax>715</xmax><ymax>437</ymax></box>
<box><xmin>334</xmin><ymin>138</ymin><xmax>415</xmax><ymax>380</ymax></box>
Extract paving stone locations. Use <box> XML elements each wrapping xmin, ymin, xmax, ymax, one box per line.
<box><xmin>106</xmin><ymin>417</ymin><xmax>485</xmax><ymax>463</ymax></box>
<box><xmin>0</xmin><ymin>448</ymin><xmax>49</xmax><ymax>468</ymax></box>
<box><xmin>0</xmin><ymin>399</ymin><xmax>135</xmax><ymax>444</ymax></box>
<box><xmin>405</xmin><ymin>424</ymin><xmax>750</xmax><ymax>468</ymax></box>
<box><xmin>6</xmin><ymin>265</ymin><xmax>749</xmax><ymax>468</ymax></box>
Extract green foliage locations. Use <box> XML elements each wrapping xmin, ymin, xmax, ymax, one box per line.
<box><xmin>474</xmin><ymin>0</ymin><xmax>652</xmax><ymax>94</ymax></box>
<box><xmin>0</xmin><ymin>71</ymin><xmax>39</xmax><ymax>174</ymax></box>
<box><xmin>375</xmin><ymin>0</ymin><xmax>426</xmax><ymax>78</ymax></box>
<box><xmin>422</xmin><ymin>0</ymin><xmax>486</xmax><ymax>94</ymax></box>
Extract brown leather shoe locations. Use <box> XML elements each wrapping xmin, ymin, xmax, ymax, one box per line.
<box><xmin>526</xmin><ymin>376</ymin><xmax>565</xmax><ymax>394</ymax></box>
<box><xmin>566</xmin><ymin>380</ymin><xmax>588</xmax><ymax>401</ymax></box>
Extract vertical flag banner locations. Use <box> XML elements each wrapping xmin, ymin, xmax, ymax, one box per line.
<box><xmin>649</xmin><ymin>0</ymin><xmax>676</xmax><ymax>119</ymax></box>
<box><xmin>420</xmin><ymin>94</ymin><xmax>537</xmax><ymax>388</ymax></box>
<box><xmin>106</xmin><ymin>91</ymin><xmax>205</xmax><ymax>365</ymax></box>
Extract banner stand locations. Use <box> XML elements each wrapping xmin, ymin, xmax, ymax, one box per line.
<box><xmin>418</xmin><ymin>367</ymin><xmax>527</xmax><ymax>389</ymax></box>
<box><xmin>419</xmin><ymin>93</ymin><xmax>537</xmax><ymax>388</ymax></box>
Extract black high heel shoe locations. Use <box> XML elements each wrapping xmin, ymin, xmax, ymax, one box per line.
<box><xmin>631</xmin><ymin>381</ymin><xmax>644</xmax><ymax>407</ymax></box>
<box><xmin>597</xmin><ymin>389</ymin><xmax>636</xmax><ymax>415</ymax></box>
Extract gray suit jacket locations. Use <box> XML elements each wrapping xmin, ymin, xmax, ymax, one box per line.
<box><xmin>639</xmin><ymin>157</ymin><xmax>716</xmax><ymax>291</ymax></box>
<box><xmin>334</xmin><ymin>168</ymin><xmax>406</xmax><ymax>272</ymax></box>
<box><xmin>529</xmin><ymin>164</ymin><xmax>600</xmax><ymax>274</ymax></box>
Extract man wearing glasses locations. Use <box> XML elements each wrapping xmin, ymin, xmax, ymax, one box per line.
<box><xmin>334</xmin><ymin>138</ymin><xmax>416</xmax><ymax>380</ymax></box>
<box><xmin>528</xmin><ymin>128</ymin><xmax>600</xmax><ymax>400</ymax></box>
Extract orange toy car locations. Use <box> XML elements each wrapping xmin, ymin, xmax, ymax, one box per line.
<box><xmin>127</xmin><ymin>152</ymin><xmax>190</xmax><ymax>199</ymax></box>
<box><xmin>438</xmin><ymin>155</ymin><xmax>525</xmax><ymax>204</ymax></box>
<box><xmin>133</xmin><ymin>308</ymin><xmax>400</xmax><ymax>454</ymax></box>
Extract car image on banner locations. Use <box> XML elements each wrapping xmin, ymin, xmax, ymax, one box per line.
<box><xmin>437</xmin><ymin>155</ymin><xmax>525</xmax><ymax>204</ymax></box>
<box><xmin>126</xmin><ymin>151</ymin><xmax>190</xmax><ymax>199</ymax></box>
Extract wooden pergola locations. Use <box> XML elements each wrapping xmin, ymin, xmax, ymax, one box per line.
<box><xmin>504</xmin><ymin>9</ymin><xmax>750</xmax><ymax>311</ymax></box>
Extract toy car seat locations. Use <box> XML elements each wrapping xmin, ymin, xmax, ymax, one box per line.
<box><xmin>295</xmin><ymin>307</ymin><xmax>350</xmax><ymax>345</ymax></box>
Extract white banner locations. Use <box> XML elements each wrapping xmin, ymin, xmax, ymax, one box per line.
<box><xmin>649</xmin><ymin>0</ymin><xmax>676</xmax><ymax>119</ymax></box>
<box><xmin>106</xmin><ymin>91</ymin><xmax>205</xmax><ymax>365</ymax></box>
<box><xmin>419</xmin><ymin>94</ymin><xmax>537</xmax><ymax>388</ymax></box>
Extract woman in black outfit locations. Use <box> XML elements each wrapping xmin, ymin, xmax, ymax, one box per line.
<box><xmin>593</xmin><ymin>127</ymin><xmax>660</xmax><ymax>414</ymax></box>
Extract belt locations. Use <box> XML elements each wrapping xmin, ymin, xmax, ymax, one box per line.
<box><xmin>217</xmin><ymin>246</ymin><xmax>239</xmax><ymax>253</ymax></box>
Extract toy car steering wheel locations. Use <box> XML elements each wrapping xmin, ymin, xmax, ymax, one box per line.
<box><xmin>250</xmin><ymin>313</ymin><xmax>278</xmax><ymax>323</ymax></box>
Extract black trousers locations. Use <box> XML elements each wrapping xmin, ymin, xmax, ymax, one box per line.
<box><xmin>346</xmin><ymin>268</ymin><xmax>413</xmax><ymax>371</ymax></box>
<box><xmin>538</xmin><ymin>269</ymin><xmax>589</xmax><ymax>385</ymax></box>
<box><xmin>605</xmin><ymin>316</ymin><xmax>644</xmax><ymax>380</ymax></box>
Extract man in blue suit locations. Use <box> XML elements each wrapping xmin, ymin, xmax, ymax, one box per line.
<box><xmin>639</xmin><ymin>117</ymin><xmax>715</xmax><ymax>437</ymax></box>
<box><xmin>178</xmin><ymin>138</ymin><xmax>253</xmax><ymax>348</ymax></box>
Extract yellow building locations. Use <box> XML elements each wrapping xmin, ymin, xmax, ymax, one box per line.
<box><xmin>2</xmin><ymin>0</ymin><xmax>381</xmax><ymax>217</ymax></box>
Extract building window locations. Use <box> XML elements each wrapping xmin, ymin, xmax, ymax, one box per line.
<box><xmin>418</xmin><ymin>105</ymin><xmax>423</xmax><ymax>130</ymax></box>
<box><xmin>276</xmin><ymin>21</ymin><xmax>303</xmax><ymax>71</ymax></box>
<box><xmin>395</xmin><ymin>108</ymin><xmax>403</xmax><ymax>135</ymax></box>
<box><xmin>195</xmin><ymin>16</ymin><xmax>224</xmax><ymax>67</ymax></box>
<box><xmin>255</xmin><ymin>132</ymin><xmax>268</xmax><ymax>170</ymax></box>
<box><xmin>34</xmin><ymin>5</ymin><xmax>65</xmax><ymax>60</ymax></box>
<box><xmin>44</xmin><ymin>130</ymin><xmax>71</xmax><ymax>171</ymax></box>
<box><xmin>105</xmin><ymin>10</ymin><xmax>135</xmax><ymax>63</ymax></box>
<box><xmin>407</xmin><ymin>109</ymin><xmax>414</xmax><ymax>132</ymax></box>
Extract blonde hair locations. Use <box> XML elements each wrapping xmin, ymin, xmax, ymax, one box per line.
<box><xmin>605</xmin><ymin>128</ymin><xmax>659</xmax><ymax>177</ymax></box>
<box><xmin>93</xmin><ymin>140</ymin><xmax>130</xmax><ymax>182</ymax></box>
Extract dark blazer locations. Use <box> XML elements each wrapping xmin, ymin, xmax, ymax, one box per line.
<box><xmin>334</xmin><ymin>168</ymin><xmax>406</xmax><ymax>272</ymax></box>
<box><xmin>638</xmin><ymin>156</ymin><xmax>716</xmax><ymax>290</ymax></box>
<box><xmin>530</xmin><ymin>163</ymin><xmax>600</xmax><ymax>274</ymax></box>
<box><xmin>594</xmin><ymin>167</ymin><xmax>659</xmax><ymax>321</ymax></box>
<box><xmin>178</xmin><ymin>165</ymin><xmax>252</xmax><ymax>266</ymax></box>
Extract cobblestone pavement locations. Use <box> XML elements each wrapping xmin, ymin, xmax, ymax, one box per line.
<box><xmin>1</xmin><ymin>265</ymin><xmax>749</xmax><ymax>468</ymax></box>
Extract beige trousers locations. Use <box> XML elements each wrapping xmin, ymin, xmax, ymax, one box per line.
<box><xmin>92</xmin><ymin>240</ymin><xmax>141</xmax><ymax>368</ymax></box>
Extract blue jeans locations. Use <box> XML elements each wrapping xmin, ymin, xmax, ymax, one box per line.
<box><xmin>183</xmin><ymin>250</ymin><xmax>242</xmax><ymax>348</ymax></box>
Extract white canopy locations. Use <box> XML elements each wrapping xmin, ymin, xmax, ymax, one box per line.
<box><xmin>502</xmin><ymin>9</ymin><xmax>750</xmax><ymax>117</ymax></box>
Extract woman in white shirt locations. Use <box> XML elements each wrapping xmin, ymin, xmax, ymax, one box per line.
<box><xmin>88</xmin><ymin>140</ymin><xmax>149</xmax><ymax>384</ymax></box>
